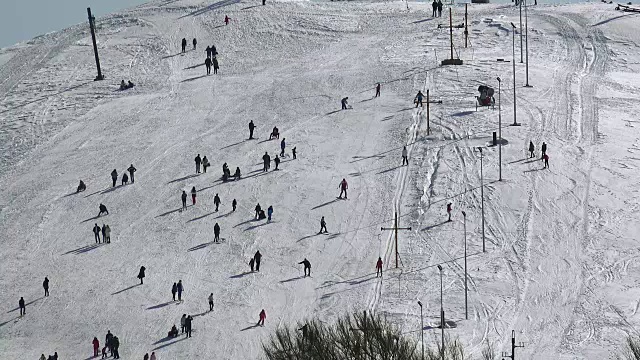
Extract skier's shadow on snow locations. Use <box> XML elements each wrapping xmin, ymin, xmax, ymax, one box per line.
<box><xmin>167</xmin><ymin>173</ymin><xmax>200</xmax><ymax>184</ymax></box>
<box><xmin>187</xmin><ymin>242</ymin><xmax>215</xmax><ymax>251</ymax></box>
<box><xmin>0</xmin><ymin>316</ymin><xmax>20</xmax><ymax>328</ymax></box>
<box><xmin>6</xmin><ymin>297</ymin><xmax>44</xmax><ymax>313</ymax></box>
<box><xmin>152</xmin><ymin>336</ymin><xmax>187</xmax><ymax>350</ymax></box>
<box><xmin>187</xmin><ymin>212</ymin><xmax>217</xmax><ymax>222</ymax></box>
<box><xmin>147</xmin><ymin>301</ymin><xmax>174</xmax><ymax>310</ymax></box>
<box><xmin>63</xmin><ymin>243</ymin><xmax>105</xmax><ymax>255</ymax></box>
<box><xmin>244</xmin><ymin>221</ymin><xmax>271</xmax><ymax>232</ymax></box>
<box><xmin>241</xmin><ymin>4</ymin><xmax>260</xmax><ymax>10</ymax></box>
<box><xmin>81</xmin><ymin>215</ymin><xmax>104</xmax><ymax>224</ymax></box>
<box><xmin>157</xmin><ymin>205</ymin><xmax>194</xmax><ymax>217</ymax></box>
<box><xmin>421</xmin><ymin>221</ymin><xmax>449</xmax><ymax>231</ymax></box>
<box><xmin>316</xmin><ymin>273</ymin><xmax>377</xmax><ymax>289</ymax></box>
<box><xmin>376</xmin><ymin>165</ymin><xmax>404</xmax><ymax>175</ymax></box>
<box><xmin>111</xmin><ymin>283</ymin><xmax>141</xmax><ymax>295</ymax></box>
<box><xmin>240</xmin><ymin>324</ymin><xmax>260</xmax><ymax>331</ymax></box>
<box><xmin>101</xmin><ymin>184</ymin><xmax>126</xmax><ymax>195</ymax></box>
<box><xmin>311</xmin><ymin>199</ymin><xmax>339</xmax><ymax>210</ymax></box>
<box><xmin>181</xmin><ymin>74</ymin><xmax>209</xmax><ymax>83</ymax></box>
<box><xmin>162</xmin><ymin>49</ymin><xmax>193</xmax><ymax>59</ymax></box>
<box><xmin>280</xmin><ymin>276</ymin><xmax>303</xmax><ymax>283</ymax></box>
<box><xmin>184</xmin><ymin>63</ymin><xmax>205</xmax><ymax>70</ymax></box>
<box><xmin>220</xmin><ymin>139</ymin><xmax>249</xmax><ymax>150</ymax></box>
<box><xmin>234</xmin><ymin>218</ymin><xmax>258</xmax><ymax>228</ymax></box>
<box><xmin>230</xmin><ymin>271</ymin><xmax>253</xmax><ymax>278</ymax></box>
<box><xmin>325</xmin><ymin>109</ymin><xmax>343</xmax><ymax>116</ymax></box>
<box><xmin>523</xmin><ymin>168</ymin><xmax>545</xmax><ymax>173</ymax></box>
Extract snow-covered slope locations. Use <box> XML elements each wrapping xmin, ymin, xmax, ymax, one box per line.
<box><xmin>1</xmin><ymin>0</ymin><xmax>639</xmax><ymax>359</ymax></box>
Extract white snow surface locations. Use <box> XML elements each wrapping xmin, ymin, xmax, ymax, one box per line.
<box><xmin>1</xmin><ymin>0</ymin><xmax>639</xmax><ymax>358</ymax></box>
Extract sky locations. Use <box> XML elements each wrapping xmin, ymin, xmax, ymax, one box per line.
<box><xmin>0</xmin><ymin>0</ymin><xmax>150</xmax><ymax>48</ymax></box>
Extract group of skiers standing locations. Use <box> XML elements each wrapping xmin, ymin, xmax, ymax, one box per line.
<box><xmin>180</xmin><ymin>314</ymin><xmax>195</xmax><ymax>337</ymax></box>
<box><xmin>93</xmin><ymin>223</ymin><xmax>112</xmax><ymax>243</ymax></box>
<box><xmin>171</xmin><ymin>280</ymin><xmax>184</xmax><ymax>301</ymax></box>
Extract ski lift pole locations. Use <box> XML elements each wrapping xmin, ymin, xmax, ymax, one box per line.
<box><xmin>87</xmin><ymin>8</ymin><xmax>104</xmax><ymax>81</ymax></box>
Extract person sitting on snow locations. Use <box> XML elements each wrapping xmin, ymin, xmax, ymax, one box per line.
<box><xmin>168</xmin><ymin>324</ymin><xmax>179</xmax><ymax>338</ymax></box>
<box><xmin>120</xmin><ymin>80</ymin><xmax>127</xmax><ymax>90</ymax></box>
<box><xmin>77</xmin><ymin>180</ymin><xmax>86</xmax><ymax>193</ymax></box>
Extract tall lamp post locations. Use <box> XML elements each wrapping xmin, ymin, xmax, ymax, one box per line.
<box><xmin>524</xmin><ymin>0</ymin><xmax>532</xmax><ymax>87</ymax></box>
<box><xmin>437</xmin><ymin>264</ymin><xmax>445</xmax><ymax>360</ymax></box>
<box><xmin>462</xmin><ymin>211</ymin><xmax>468</xmax><ymax>320</ymax></box>
<box><xmin>497</xmin><ymin>77</ymin><xmax>502</xmax><ymax>181</ymax></box>
<box><xmin>510</xmin><ymin>23</ymin><xmax>520</xmax><ymax>126</ymax></box>
<box><xmin>418</xmin><ymin>301</ymin><xmax>424</xmax><ymax>360</ymax></box>
<box><xmin>519</xmin><ymin>0</ymin><xmax>523</xmax><ymax>63</ymax></box>
<box><xmin>476</xmin><ymin>147</ymin><xmax>486</xmax><ymax>252</ymax></box>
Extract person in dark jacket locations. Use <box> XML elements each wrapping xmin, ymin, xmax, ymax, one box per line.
<box><xmin>375</xmin><ymin>83</ymin><xmax>381</xmax><ymax>97</ymax></box>
<box><xmin>206</xmin><ymin>45</ymin><xmax>212</xmax><ymax>59</ymax></box>
<box><xmin>121</xmin><ymin>173</ymin><xmax>129</xmax><ymax>185</ymax></box>
<box><xmin>437</xmin><ymin>0</ymin><xmax>443</xmax><ymax>17</ymax></box>
<box><xmin>529</xmin><ymin>141</ymin><xmax>535</xmax><ymax>158</ymax></box>
<box><xmin>280</xmin><ymin>138</ymin><xmax>286</xmax><ymax>157</ymax></box>
<box><xmin>195</xmin><ymin>154</ymin><xmax>202</xmax><ymax>173</ymax></box>
<box><xmin>112</xmin><ymin>336</ymin><xmax>120</xmax><ymax>358</ymax></box>
<box><xmin>181</xmin><ymin>38</ymin><xmax>187</xmax><ymax>53</ymax></box>
<box><xmin>205</xmin><ymin>57</ymin><xmax>212</xmax><ymax>75</ymax></box>
<box><xmin>214</xmin><ymin>223</ymin><xmax>221</xmax><ymax>242</ymax></box>
<box><xmin>432</xmin><ymin>0</ymin><xmax>438</xmax><ymax>16</ymax></box>
<box><xmin>138</xmin><ymin>266</ymin><xmax>146</xmax><ymax>285</ymax></box>
<box><xmin>105</xmin><ymin>331</ymin><xmax>113</xmax><ymax>355</ymax></box>
<box><xmin>191</xmin><ymin>186</ymin><xmax>197</xmax><ymax>205</ymax></box>
<box><xmin>254</xmin><ymin>251</ymin><xmax>262</xmax><ymax>272</ymax></box>
<box><xmin>376</xmin><ymin>257</ymin><xmax>383</xmax><ymax>277</ymax></box>
<box><xmin>341</xmin><ymin>97</ymin><xmax>349</xmax><ymax>110</ymax></box>
<box><xmin>77</xmin><ymin>180</ymin><xmax>86</xmax><ymax>192</ymax></box>
<box><xmin>185</xmin><ymin>315</ymin><xmax>193</xmax><ymax>337</ymax></box>
<box><xmin>415</xmin><ymin>91</ymin><xmax>424</xmax><ymax>107</ymax></box>
<box><xmin>127</xmin><ymin>164</ymin><xmax>136</xmax><ymax>183</ymax></box>
<box><xmin>213</xmin><ymin>57</ymin><xmax>219</xmax><ymax>74</ymax></box>
<box><xmin>262</xmin><ymin>152</ymin><xmax>271</xmax><ymax>172</ymax></box>
<box><xmin>292</xmin><ymin>147</ymin><xmax>297</xmax><ymax>159</ymax></box>
<box><xmin>255</xmin><ymin>203</ymin><xmax>262</xmax><ymax>219</ymax></box>
<box><xmin>172</xmin><ymin>282</ymin><xmax>177</xmax><ymax>301</ymax></box>
<box><xmin>19</xmin><ymin>297</ymin><xmax>25</xmax><ymax>316</ymax></box>
<box><xmin>249</xmin><ymin>257</ymin><xmax>255</xmax><ymax>272</ymax></box>
<box><xmin>234</xmin><ymin>167</ymin><xmax>241</xmax><ymax>180</ymax></box>
<box><xmin>232</xmin><ymin>198</ymin><xmax>237</xmax><ymax>212</ymax></box>
<box><xmin>274</xmin><ymin>155</ymin><xmax>280</xmax><ymax>170</ymax></box>
<box><xmin>98</xmin><ymin>203</ymin><xmax>109</xmax><ymax>216</ymax></box>
<box><xmin>193</xmin><ymin>38</ymin><xmax>197</xmax><ymax>50</ymax></box>
<box><xmin>181</xmin><ymin>191</ymin><xmax>188</xmax><ymax>210</ymax></box>
<box><xmin>319</xmin><ymin>216</ymin><xmax>328</xmax><ymax>234</ymax></box>
<box><xmin>213</xmin><ymin>193</ymin><xmax>221</xmax><ymax>211</ymax></box>
<box><xmin>299</xmin><ymin>258</ymin><xmax>311</xmax><ymax>277</ymax></box>
<box><xmin>181</xmin><ymin>314</ymin><xmax>186</xmax><ymax>333</ymax></box>
<box><xmin>177</xmin><ymin>280</ymin><xmax>184</xmax><ymax>301</ymax></box>
<box><xmin>267</xmin><ymin>206</ymin><xmax>273</xmax><ymax>222</ymax></box>
<box><xmin>249</xmin><ymin>120</ymin><xmax>256</xmax><ymax>139</ymax></box>
<box><xmin>202</xmin><ymin>156</ymin><xmax>210</xmax><ymax>173</ymax></box>
<box><xmin>43</xmin><ymin>277</ymin><xmax>49</xmax><ymax>296</ymax></box>
<box><xmin>541</xmin><ymin>142</ymin><xmax>547</xmax><ymax>160</ymax></box>
<box><xmin>93</xmin><ymin>223</ymin><xmax>102</xmax><ymax>243</ymax></box>
<box><xmin>111</xmin><ymin>169</ymin><xmax>118</xmax><ymax>187</ymax></box>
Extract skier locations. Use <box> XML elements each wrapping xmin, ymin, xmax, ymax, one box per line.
<box><xmin>432</xmin><ymin>0</ymin><xmax>437</xmax><ymax>16</ymax></box>
<box><xmin>541</xmin><ymin>142</ymin><xmax>547</xmax><ymax>160</ymax></box>
<box><xmin>274</xmin><ymin>155</ymin><xmax>280</xmax><ymax>170</ymax></box>
<box><xmin>262</xmin><ymin>152</ymin><xmax>271</xmax><ymax>172</ymax></box>
<box><xmin>375</xmin><ymin>83</ymin><xmax>381</xmax><ymax>97</ymax></box>
<box><xmin>93</xmin><ymin>337</ymin><xmax>100</xmax><ymax>357</ymax></box>
<box><xmin>225</xmin><ymin>15</ymin><xmax>231</xmax><ymax>25</ymax></box>
<box><xmin>19</xmin><ymin>297</ymin><xmax>25</xmax><ymax>316</ymax></box>
<box><xmin>402</xmin><ymin>146</ymin><xmax>408</xmax><ymax>166</ymax></box>
<box><xmin>319</xmin><ymin>216</ymin><xmax>328</xmax><ymax>233</ymax></box>
<box><xmin>254</xmin><ymin>250</ymin><xmax>262</xmax><ymax>271</ymax></box>
<box><xmin>98</xmin><ymin>203</ymin><xmax>109</xmax><ymax>216</ymax></box>
<box><xmin>258</xmin><ymin>309</ymin><xmax>266</xmax><ymax>326</ymax></box>
<box><xmin>232</xmin><ymin>198</ymin><xmax>237</xmax><ymax>212</ymax></box>
<box><xmin>192</xmin><ymin>38</ymin><xmax>197</xmax><ymax>50</ymax></box>
<box><xmin>177</xmin><ymin>280</ymin><xmax>184</xmax><ymax>301</ymax></box>
<box><xmin>206</xmin><ymin>45</ymin><xmax>212</xmax><ymax>59</ymax></box>
<box><xmin>43</xmin><ymin>277</ymin><xmax>49</xmax><ymax>296</ymax></box>
<box><xmin>185</xmin><ymin>315</ymin><xmax>193</xmax><ymax>337</ymax></box>
<box><xmin>214</xmin><ymin>193</ymin><xmax>221</xmax><ymax>211</ymax></box>
<box><xmin>181</xmin><ymin>190</ymin><xmax>187</xmax><ymax>210</ymax></box>
<box><xmin>249</xmin><ymin>120</ymin><xmax>256</xmax><ymax>139</ymax></box>
<box><xmin>191</xmin><ymin>186</ymin><xmax>197</xmax><ymax>205</ymax></box>
<box><xmin>341</xmin><ymin>97</ymin><xmax>349</xmax><ymax>110</ymax></box>
<box><xmin>214</xmin><ymin>223</ymin><xmax>221</xmax><ymax>242</ymax></box>
<box><xmin>249</xmin><ymin>257</ymin><xmax>255</xmax><ymax>272</ymax></box>
<box><xmin>121</xmin><ymin>172</ymin><xmax>129</xmax><ymax>185</ymax></box>
<box><xmin>376</xmin><ymin>257</ymin><xmax>383</xmax><ymax>277</ymax></box>
<box><xmin>138</xmin><ymin>266</ymin><xmax>146</xmax><ymax>284</ymax></box>
<box><xmin>338</xmin><ymin>178</ymin><xmax>348</xmax><ymax>199</ymax></box>
<box><xmin>93</xmin><ymin>223</ymin><xmax>102</xmax><ymax>243</ymax></box>
<box><xmin>104</xmin><ymin>225</ymin><xmax>111</xmax><ymax>243</ymax></box>
<box><xmin>195</xmin><ymin>154</ymin><xmax>202</xmax><ymax>173</ymax></box>
<box><xmin>181</xmin><ymin>314</ymin><xmax>187</xmax><ymax>333</ymax></box>
<box><xmin>529</xmin><ymin>141</ymin><xmax>535</xmax><ymax>158</ymax></box>
<box><xmin>267</xmin><ymin>205</ymin><xmax>273</xmax><ymax>222</ymax></box>
<box><xmin>234</xmin><ymin>167</ymin><xmax>241</xmax><ymax>180</ymax></box>
<box><xmin>112</xmin><ymin>336</ymin><xmax>120</xmax><ymax>359</ymax></box>
<box><xmin>208</xmin><ymin>293</ymin><xmax>214</xmax><ymax>311</ymax></box>
<box><xmin>292</xmin><ymin>147</ymin><xmax>297</xmax><ymax>159</ymax></box>
<box><xmin>437</xmin><ymin>0</ymin><xmax>443</xmax><ymax>17</ymax></box>
<box><xmin>299</xmin><ymin>258</ymin><xmax>311</xmax><ymax>277</ymax></box>
<box><xmin>213</xmin><ymin>57</ymin><xmax>219</xmax><ymax>74</ymax></box>
<box><xmin>415</xmin><ymin>91</ymin><xmax>424</xmax><ymax>107</ymax></box>
<box><xmin>181</xmin><ymin>38</ymin><xmax>187</xmax><ymax>53</ymax></box>
<box><xmin>77</xmin><ymin>180</ymin><xmax>86</xmax><ymax>193</ymax></box>
<box><xmin>202</xmin><ymin>156</ymin><xmax>210</xmax><ymax>173</ymax></box>
<box><xmin>111</xmin><ymin>169</ymin><xmax>118</xmax><ymax>187</ymax></box>
<box><xmin>447</xmin><ymin>203</ymin><xmax>452</xmax><ymax>222</ymax></box>
<box><xmin>543</xmin><ymin>154</ymin><xmax>549</xmax><ymax>169</ymax></box>
<box><xmin>205</xmin><ymin>57</ymin><xmax>212</xmax><ymax>75</ymax></box>
<box><xmin>172</xmin><ymin>282</ymin><xmax>177</xmax><ymax>301</ymax></box>
<box><xmin>280</xmin><ymin>138</ymin><xmax>286</xmax><ymax>157</ymax></box>
<box><xmin>255</xmin><ymin>203</ymin><xmax>262</xmax><ymax>219</ymax></box>
<box><xmin>127</xmin><ymin>164</ymin><xmax>136</xmax><ymax>183</ymax></box>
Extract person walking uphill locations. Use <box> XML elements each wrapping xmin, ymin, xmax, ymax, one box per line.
<box><xmin>415</xmin><ymin>91</ymin><xmax>424</xmax><ymax>108</ymax></box>
<box><xmin>195</xmin><ymin>154</ymin><xmax>202</xmax><ymax>173</ymax></box>
<box><xmin>249</xmin><ymin>120</ymin><xmax>256</xmax><ymax>139</ymax></box>
<box><xmin>299</xmin><ymin>258</ymin><xmax>311</xmax><ymax>277</ymax></box>
<box><xmin>43</xmin><ymin>277</ymin><xmax>49</xmax><ymax>296</ymax></box>
<box><xmin>181</xmin><ymin>38</ymin><xmax>187</xmax><ymax>53</ymax></box>
<box><xmin>19</xmin><ymin>297</ymin><xmax>25</xmax><ymax>316</ymax></box>
<box><xmin>205</xmin><ymin>57</ymin><xmax>212</xmax><ymax>75</ymax></box>
<box><xmin>375</xmin><ymin>83</ymin><xmax>381</xmax><ymax>97</ymax></box>
<box><xmin>338</xmin><ymin>178</ymin><xmax>348</xmax><ymax>199</ymax></box>
<box><xmin>93</xmin><ymin>337</ymin><xmax>100</xmax><ymax>357</ymax></box>
<box><xmin>181</xmin><ymin>190</ymin><xmax>187</xmax><ymax>210</ymax></box>
<box><xmin>177</xmin><ymin>280</ymin><xmax>184</xmax><ymax>301</ymax></box>
<box><xmin>267</xmin><ymin>206</ymin><xmax>273</xmax><ymax>222</ymax></box>
<box><xmin>376</xmin><ymin>257</ymin><xmax>383</xmax><ymax>277</ymax></box>
<box><xmin>529</xmin><ymin>141</ymin><xmax>535</xmax><ymax>158</ymax></box>
<box><xmin>111</xmin><ymin>169</ymin><xmax>118</xmax><ymax>187</ymax></box>
<box><xmin>214</xmin><ymin>223</ymin><xmax>221</xmax><ymax>243</ymax></box>
<box><xmin>138</xmin><ymin>266</ymin><xmax>146</xmax><ymax>285</ymax></box>
<box><xmin>212</xmin><ymin>56</ymin><xmax>219</xmax><ymax>75</ymax></box>
<box><xmin>319</xmin><ymin>216</ymin><xmax>328</xmax><ymax>233</ymax></box>
<box><xmin>127</xmin><ymin>164</ymin><xmax>136</xmax><ymax>183</ymax></box>
<box><xmin>257</xmin><ymin>309</ymin><xmax>266</xmax><ymax>326</ymax></box>
<box><xmin>254</xmin><ymin>250</ymin><xmax>262</xmax><ymax>272</ymax></box>
<box><xmin>93</xmin><ymin>223</ymin><xmax>101</xmax><ymax>243</ymax></box>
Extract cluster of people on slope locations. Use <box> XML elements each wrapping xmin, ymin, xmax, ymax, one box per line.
<box><xmin>93</xmin><ymin>223</ymin><xmax>112</xmax><ymax>244</ymax></box>
<box><xmin>432</xmin><ymin>0</ymin><xmax>444</xmax><ymax>17</ymax></box>
<box><xmin>119</xmin><ymin>80</ymin><xmax>135</xmax><ymax>90</ymax></box>
<box><xmin>529</xmin><ymin>141</ymin><xmax>550</xmax><ymax>168</ymax></box>
<box><xmin>38</xmin><ymin>353</ymin><xmax>58</xmax><ymax>360</ymax></box>
<box><xmin>111</xmin><ymin>164</ymin><xmax>137</xmax><ymax>187</ymax></box>
<box><xmin>253</xmin><ymin>203</ymin><xmax>274</xmax><ymax>222</ymax></box>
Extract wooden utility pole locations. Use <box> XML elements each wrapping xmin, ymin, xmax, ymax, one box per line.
<box><xmin>449</xmin><ymin>8</ymin><xmax>454</xmax><ymax>60</ymax></box>
<box><xmin>426</xmin><ymin>90</ymin><xmax>430</xmax><ymax>135</ymax></box>
<box><xmin>87</xmin><ymin>8</ymin><xmax>104</xmax><ymax>81</ymax></box>
<box><xmin>464</xmin><ymin>4</ymin><xmax>469</xmax><ymax>48</ymax></box>
<box><xmin>381</xmin><ymin>212</ymin><xmax>412</xmax><ymax>268</ymax></box>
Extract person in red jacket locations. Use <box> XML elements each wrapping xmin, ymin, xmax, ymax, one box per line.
<box><xmin>258</xmin><ymin>309</ymin><xmax>266</xmax><ymax>326</ymax></box>
<box><xmin>376</xmin><ymin>257</ymin><xmax>383</xmax><ymax>277</ymax></box>
<box><xmin>338</xmin><ymin>178</ymin><xmax>348</xmax><ymax>199</ymax></box>
<box><xmin>92</xmin><ymin>337</ymin><xmax>100</xmax><ymax>357</ymax></box>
